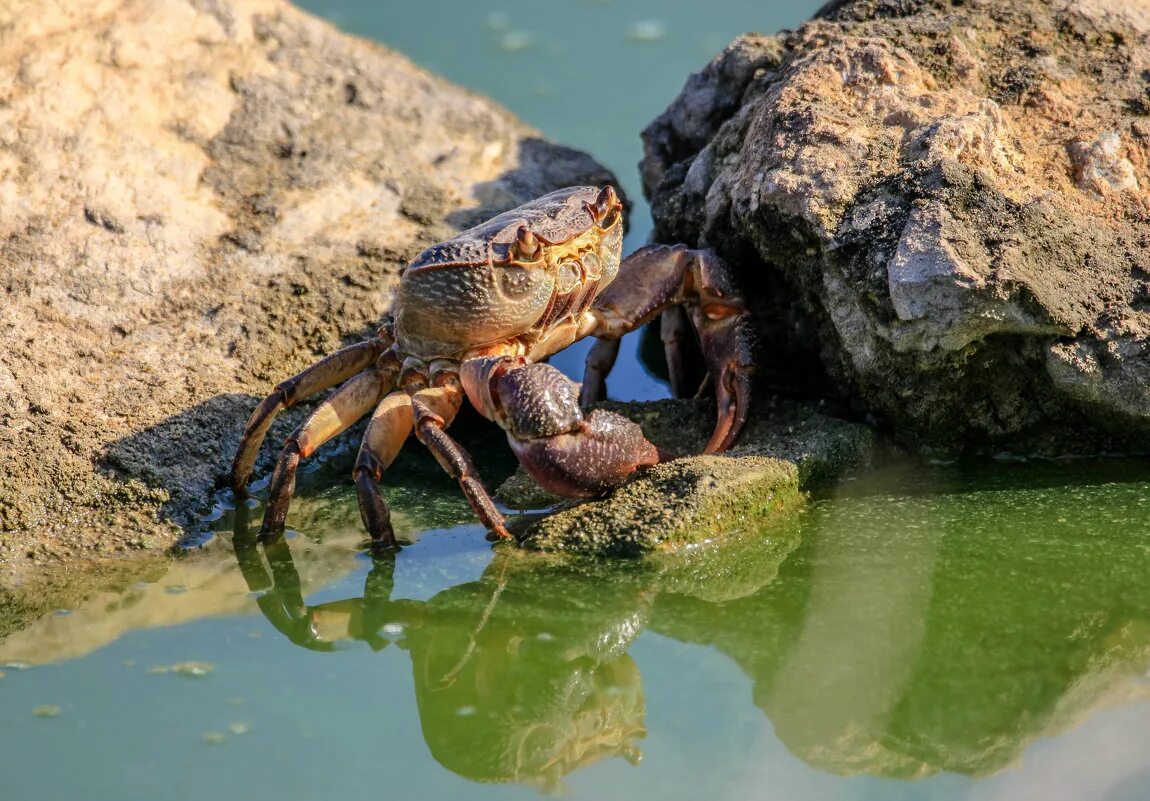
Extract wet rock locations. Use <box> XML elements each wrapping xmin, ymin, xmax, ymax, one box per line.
<box><xmin>641</xmin><ymin>0</ymin><xmax>1150</xmax><ymax>455</ymax></box>
<box><xmin>0</xmin><ymin>0</ymin><xmax>615</xmax><ymax>581</ymax></box>
<box><xmin>498</xmin><ymin>399</ymin><xmax>876</xmax><ymax>555</ymax></box>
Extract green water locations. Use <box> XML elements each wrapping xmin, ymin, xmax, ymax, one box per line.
<box><xmin>4</xmin><ymin>460</ymin><xmax>1150</xmax><ymax>800</ymax></box>
<box><xmin>5</xmin><ymin>2</ymin><xmax>1150</xmax><ymax>800</ymax></box>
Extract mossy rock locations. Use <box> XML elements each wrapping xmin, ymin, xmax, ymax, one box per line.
<box><xmin>499</xmin><ymin>398</ymin><xmax>876</xmax><ymax>556</ymax></box>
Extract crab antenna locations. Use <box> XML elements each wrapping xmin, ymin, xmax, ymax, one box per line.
<box><xmin>514</xmin><ymin>225</ymin><xmax>541</xmax><ymax>261</ymax></box>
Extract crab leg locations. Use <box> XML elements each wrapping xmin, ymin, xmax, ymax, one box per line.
<box><xmin>260</xmin><ymin>367</ymin><xmax>389</xmax><ymax>537</ymax></box>
<box><xmin>582</xmin><ymin>245</ymin><xmax>755</xmax><ymax>453</ymax></box>
<box><xmin>579</xmin><ymin>338</ymin><xmax>620</xmax><ymax>406</ymax></box>
<box><xmin>411</xmin><ymin>375</ymin><xmax>512</xmax><ymax>541</ymax></box>
<box><xmin>659</xmin><ymin>305</ymin><xmax>693</xmax><ymax>400</ymax></box>
<box><xmin>353</xmin><ymin>391</ymin><xmax>415</xmax><ymax>548</ymax></box>
<box><xmin>462</xmin><ymin>357</ymin><xmax>660</xmax><ymax>499</ymax></box>
<box><xmin>581</xmin><ymin>304</ymin><xmax>696</xmax><ymax>405</ymax></box>
<box><xmin>231</xmin><ymin>337</ymin><xmax>389</xmax><ymax>493</ymax></box>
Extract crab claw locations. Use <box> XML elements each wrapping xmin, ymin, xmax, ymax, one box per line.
<box><xmin>461</xmin><ymin>357</ymin><xmax>659</xmax><ymax>498</ymax></box>
<box><xmin>689</xmin><ymin>250</ymin><xmax>756</xmax><ymax>453</ymax></box>
<box><xmin>691</xmin><ymin>303</ymin><xmax>755</xmax><ymax>453</ymax></box>
<box><xmin>508</xmin><ymin>408</ymin><xmax>660</xmax><ymax>497</ymax></box>
<box><xmin>584</xmin><ymin>245</ymin><xmax>755</xmax><ymax>454</ymax></box>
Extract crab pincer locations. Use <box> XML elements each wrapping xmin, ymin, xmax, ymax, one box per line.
<box><xmin>581</xmin><ymin>245</ymin><xmax>756</xmax><ymax>453</ymax></box>
<box><xmin>461</xmin><ymin>357</ymin><xmax>660</xmax><ymax>498</ymax></box>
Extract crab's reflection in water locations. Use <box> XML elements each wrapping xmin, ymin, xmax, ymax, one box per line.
<box><xmin>233</xmin><ymin>509</ymin><xmax>651</xmax><ymax>792</ymax></box>
<box><xmin>226</xmin><ymin>459</ymin><xmax>1150</xmax><ymax>794</ymax></box>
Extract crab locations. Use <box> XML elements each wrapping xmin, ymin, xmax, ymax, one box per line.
<box><xmin>230</xmin><ymin>185</ymin><xmax>755</xmax><ymax>548</ymax></box>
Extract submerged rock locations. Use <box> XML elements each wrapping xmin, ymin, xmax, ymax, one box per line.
<box><xmin>642</xmin><ymin>0</ymin><xmax>1150</xmax><ymax>455</ymax></box>
<box><xmin>0</xmin><ymin>0</ymin><xmax>615</xmax><ymax>580</ymax></box>
<box><xmin>498</xmin><ymin>399</ymin><xmax>876</xmax><ymax>555</ymax></box>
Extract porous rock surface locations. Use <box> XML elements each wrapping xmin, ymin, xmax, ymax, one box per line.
<box><xmin>642</xmin><ymin>0</ymin><xmax>1150</xmax><ymax>453</ymax></box>
<box><xmin>0</xmin><ymin>0</ymin><xmax>615</xmax><ymax>581</ymax></box>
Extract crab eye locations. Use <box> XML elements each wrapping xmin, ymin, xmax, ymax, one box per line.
<box><xmin>586</xmin><ymin>185</ymin><xmax>622</xmax><ymax>230</ymax></box>
<box><xmin>597</xmin><ymin>206</ymin><xmax>621</xmax><ymax>230</ymax></box>
<box><xmin>512</xmin><ymin>225</ymin><xmax>542</xmax><ymax>262</ymax></box>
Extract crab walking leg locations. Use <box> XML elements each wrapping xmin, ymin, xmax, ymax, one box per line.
<box><xmin>353</xmin><ymin>391</ymin><xmax>415</xmax><ymax>549</ymax></box>
<box><xmin>462</xmin><ymin>357</ymin><xmax>660</xmax><ymax>499</ymax></box>
<box><xmin>231</xmin><ymin>338</ymin><xmax>388</xmax><ymax>493</ymax></box>
<box><xmin>260</xmin><ymin>368</ymin><xmax>389</xmax><ymax>537</ymax></box>
<box><xmin>659</xmin><ymin>305</ymin><xmax>693</xmax><ymax>400</ymax></box>
<box><xmin>411</xmin><ymin>376</ymin><xmax>512</xmax><ymax>540</ymax></box>
<box><xmin>579</xmin><ymin>338</ymin><xmax>620</xmax><ymax>406</ymax></box>
<box><xmin>581</xmin><ymin>305</ymin><xmax>694</xmax><ymax>405</ymax></box>
<box><xmin>583</xmin><ymin>244</ymin><xmax>756</xmax><ymax>453</ymax></box>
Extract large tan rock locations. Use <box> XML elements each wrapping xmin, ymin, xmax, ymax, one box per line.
<box><xmin>642</xmin><ymin>0</ymin><xmax>1150</xmax><ymax>454</ymax></box>
<box><xmin>0</xmin><ymin>0</ymin><xmax>615</xmax><ymax>580</ymax></box>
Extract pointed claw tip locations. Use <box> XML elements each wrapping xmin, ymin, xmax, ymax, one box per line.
<box><xmin>487</xmin><ymin>526</ymin><xmax>514</xmax><ymax>543</ymax></box>
<box><xmin>705</xmin><ymin>368</ymin><xmax>751</xmax><ymax>454</ymax></box>
<box><xmin>369</xmin><ymin>540</ymin><xmax>401</xmax><ymax>555</ymax></box>
<box><xmin>704</xmin><ymin>426</ymin><xmax>741</xmax><ymax>455</ymax></box>
<box><xmin>257</xmin><ymin>527</ymin><xmax>285</xmax><ymax>545</ymax></box>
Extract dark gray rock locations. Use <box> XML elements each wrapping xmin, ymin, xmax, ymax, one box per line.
<box><xmin>641</xmin><ymin>0</ymin><xmax>1150</xmax><ymax>455</ymax></box>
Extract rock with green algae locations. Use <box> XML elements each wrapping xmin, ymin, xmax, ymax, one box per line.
<box><xmin>498</xmin><ymin>398</ymin><xmax>876</xmax><ymax>556</ymax></box>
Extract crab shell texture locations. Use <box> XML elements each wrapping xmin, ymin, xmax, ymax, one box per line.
<box><xmin>394</xmin><ymin>186</ymin><xmax>623</xmax><ymax>361</ymax></box>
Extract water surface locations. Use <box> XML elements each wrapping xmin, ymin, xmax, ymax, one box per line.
<box><xmin>4</xmin><ymin>460</ymin><xmax>1150</xmax><ymax>801</ymax></box>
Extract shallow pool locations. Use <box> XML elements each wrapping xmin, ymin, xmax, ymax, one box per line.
<box><xmin>4</xmin><ymin>458</ymin><xmax>1150</xmax><ymax>800</ymax></box>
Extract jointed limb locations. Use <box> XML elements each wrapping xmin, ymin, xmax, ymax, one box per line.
<box><xmin>582</xmin><ymin>245</ymin><xmax>755</xmax><ymax>453</ymax></box>
<box><xmin>353</xmin><ymin>392</ymin><xmax>415</xmax><ymax>548</ymax></box>
<box><xmin>659</xmin><ymin>305</ymin><xmax>692</xmax><ymax>400</ymax></box>
<box><xmin>579</xmin><ymin>304</ymin><xmax>695</xmax><ymax>405</ymax></box>
<box><xmin>580</xmin><ymin>338</ymin><xmax>620</xmax><ymax>407</ymax></box>
<box><xmin>412</xmin><ymin>376</ymin><xmax>511</xmax><ymax>541</ymax></box>
<box><xmin>688</xmin><ymin>301</ymin><xmax>756</xmax><ymax>452</ymax></box>
<box><xmin>354</xmin><ymin>374</ymin><xmax>510</xmax><ymax>549</ymax></box>
<box><xmin>231</xmin><ymin>337</ymin><xmax>389</xmax><ymax>493</ymax></box>
<box><xmin>260</xmin><ymin>367</ymin><xmax>390</xmax><ymax>537</ymax></box>
<box><xmin>463</xmin><ymin>357</ymin><xmax>660</xmax><ymax>499</ymax></box>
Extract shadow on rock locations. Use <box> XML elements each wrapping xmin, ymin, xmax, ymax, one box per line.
<box><xmin>100</xmin><ymin>392</ymin><xmax>279</xmax><ymax>534</ymax></box>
